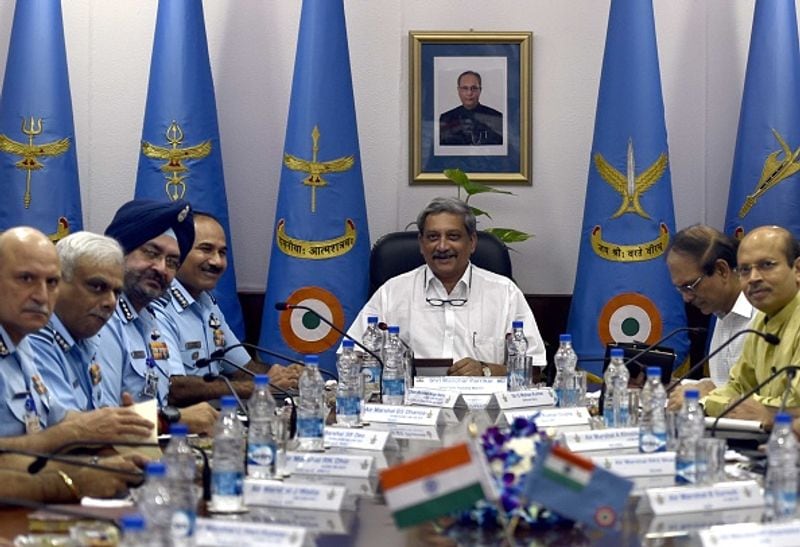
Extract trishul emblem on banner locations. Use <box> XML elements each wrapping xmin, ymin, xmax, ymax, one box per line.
<box><xmin>141</xmin><ymin>120</ymin><xmax>212</xmax><ymax>201</ymax></box>
<box><xmin>284</xmin><ymin>125</ymin><xmax>355</xmax><ymax>213</ymax></box>
<box><xmin>0</xmin><ymin>117</ymin><xmax>70</xmax><ymax>208</ymax></box>
<box><xmin>738</xmin><ymin>128</ymin><xmax>800</xmax><ymax>218</ymax></box>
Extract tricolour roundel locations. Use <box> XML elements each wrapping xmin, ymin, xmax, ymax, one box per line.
<box><xmin>278</xmin><ymin>286</ymin><xmax>345</xmax><ymax>353</ymax></box>
<box><xmin>597</xmin><ymin>293</ymin><xmax>662</xmax><ymax>346</ymax></box>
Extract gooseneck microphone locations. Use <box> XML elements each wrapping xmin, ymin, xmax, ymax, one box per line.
<box><xmin>0</xmin><ymin>447</ymin><xmax>143</xmax><ymax>479</ymax></box>
<box><xmin>195</xmin><ymin>341</ymin><xmax>338</xmax><ymax>382</ymax></box>
<box><xmin>0</xmin><ymin>497</ymin><xmax>120</xmax><ymax>525</ymax></box>
<box><xmin>666</xmin><ymin>329</ymin><xmax>780</xmax><ymax>393</ymax></box>
<box><xmin>709</xmin><ymin>365</ymin><xmax>800</xmax><ymax>437</ymax></box>
<box><xmin>621</xmin><ymin>327</ymin><xmax>708</xmax><ymax>370</ymax></box>
<box><xmin>204</xmin><ymin>372</ymin><xmax>248</xmax><ymax>417</ymax></box>
<box><xmin>196</xmin><ymin>355</ymin><xmax>297</xmax><ymax>398</ymax></box>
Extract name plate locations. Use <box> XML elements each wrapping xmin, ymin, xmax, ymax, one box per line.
<box><xmin>638</xmin><ymin>480</ymin><xmax>763</xmax><ymax>515</ymax></box>
<box><xmin>367</xmin><ymin>423</ymin><xmax>440</xmax><ymax>441</ymax></box>
<box><xmin>461</xmin><ymin>394</ymin><xmax>495</xmax><ymax>409</ymax></box>
<box><xmin>699</xmin><ymin>520</ymin><xmax>800</xmax><ymax>547</ymax></box>
<box><xmin>404</xmin><ymin>387</ymin><xmax>462</xmax><ymax>408</ymax></box>
<box><xmin>248</xmin><ymin>506</ymin><xmax>354</xmax><ymax>535</ymax></box>
<box><xmin>361</xmin><ymin>403</ymin><xmax>441</xmax><ymax>425</ymax></box>
<box><xmin>323</xmin><ymin>427</ymin><xmax>390</xmax><ymax>451</ymax></box>
<box><xmin>648</xmin><ymin>507</ymin><xmax>764</xmax><ymax>539</ymax></box>
<box><xmin>493</xmin><ymin>389</ymin><xmax>556</xmax><ymax>409</ymax></box>
<box><xmin>414</xmin><ymin>376</ymin><xmax>507</xmax><ymax>393</ymax></box>
<box><xmin>284</xmin><ymin>451</ymin><xmax>375</xmax><ymax>478</ymax></box>
<box><xmin>591</xmin><ymin>452</ymin><xmax>676</xmax><ymax>477</ymax></box>
<box><xmin>195</xmin><ymin>518</ymin><xmax>305</xmax><ymax>547</ymax></box>
<box><xmin>243</xmin><ymin>479</ymin><xmax>347</xmax><ymax>511</ymax></box>
<box><xmin>562</xmin><ymin>427</ymin><xmax>639</xmax><ymax>452</ymax></box>
<box><xmin>503</xmin><ymin>407</ymin><xmax>591</xmax><ymax>428</ymax></box>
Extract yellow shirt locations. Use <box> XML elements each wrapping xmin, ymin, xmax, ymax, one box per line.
<box><xmin>703</xmin><ymin>291</ymin><xmax>800</xmax><ymax>417</ymax></box>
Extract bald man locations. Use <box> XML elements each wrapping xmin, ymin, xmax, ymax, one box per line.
<box><xmin>703</xmin><ymin>226</ymin><xmax>800</xmax><ymax>422</ymax></box>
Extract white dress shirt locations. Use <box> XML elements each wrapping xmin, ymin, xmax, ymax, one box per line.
<box><xmin>346</xmin><ymin>263</ymin><xmax>547</xmax><ymax>367</ymax></box>
<box><xmin>708</xmin><ymin>291</ymin><xmax>755</xmax><ymax>387</ymax></box>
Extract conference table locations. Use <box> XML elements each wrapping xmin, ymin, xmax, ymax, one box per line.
<box><xmin>0</xmin><ymin>403</ymin><xmax>769</xmax><ymax>546</ymax></box>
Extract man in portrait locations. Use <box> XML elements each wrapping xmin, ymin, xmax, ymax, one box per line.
<box><xmin>439</xmin><ymin>70</ymin><xmax>503</xmax><ymax>146</ymax></box>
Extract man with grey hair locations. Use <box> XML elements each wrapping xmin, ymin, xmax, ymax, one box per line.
<box><xmin>346</xmin><ymin>197</ymin><xmax>545</xmax><ymax>376</ymax></box>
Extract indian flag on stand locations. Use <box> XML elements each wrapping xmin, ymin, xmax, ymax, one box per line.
<box><xmin>379</xmin><ymin>442</ymin><xmax>496</xmax><ymax>529</ymax></box>
<box><xmin>541</xmin><ymin>444</ymin><xmax>593</xmax><ymax>491</ymax></box>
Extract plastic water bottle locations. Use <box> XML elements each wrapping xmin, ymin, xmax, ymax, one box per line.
<box><xmin>675</xmin><ymin>389</ymin><xmax>704</xmax><ymax>484</ymax></box>
<box><xmin>765</xmin><ymin>412</ymin><xmax>798</xmax><ymax>521</ymax></box>
<box><xmin>297</xmin><ymin>354</ymin><xmax>325</xmax><ymax>451</ymax></box>
<box><xmin>119</xmin><ymin>514</ymin><xmax>148</xmax><ymax>547</ymax></box>
<box><xmin>506</xmin><ymin>321</ymin><xmax>528</xmax><ymax>391</ymax></box>
<box><xmin>336</xmin><ymin>340</ymin><xmax>362</xmax><ymax>426</ymax></box>
<box><xmin>247</xmin><ymin>374</ymin><xmax>277</xmax><ymax>479</ymax></box>
<box><xmin>162</xmin><ymin>423</ymin><xmax>196</xmax><ymax>545</ymax></box>
<box><xmin>382</xmin><ymin>325</ymin><xmax>406</xmax><ymax>405</ymax></box>
<box><xmin>639</xmin><ymin>366</ymin><xmax>667</xmax><ymax>453</ymax></box>
<box><xmin>361</xmin><ymin>316</ymin><xmax>384</xmax><ymax>401</ymax></box>
<box><xmin>211</xmin><ymin>395</ymin><xmax>245</xmax><ymax>511</ymax></box>
<box><xmin>603</xmin><ymin>348</ymin><xmax>630</xmax><ymax>427</ymax></box>
<box><xmin>553</xmin><ymin>334</ymin><xmax>578</xmax><ymax>407</ymax></box>
<box><xmin>137</xmin><ymin>462</ymin><xmax>172</xmax><ymax>547</ymax></box>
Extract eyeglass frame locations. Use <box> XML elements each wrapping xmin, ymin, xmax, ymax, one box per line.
<box><xmin>736</xmin><ymin>259</ymin><xmax>782</xmax><ymax>279</ymax></box>
<box><xmin>457</xmin><ymin>85</ymin><xmax>481</xmax><ymax>93</ymax></box>
<box><xmin>424</xmin><ymin>265</ymin><xmax>472</xmax><ymax>307</ymax></box>
<box><xmin>674</xmin><ymin>273</ymin><xmax>705</xmax><ymax>295</ymax></box>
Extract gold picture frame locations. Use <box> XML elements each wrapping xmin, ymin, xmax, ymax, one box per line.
<box><xmin>409</xmin><ymin>31</ymin><xmax>532</xmax><ymax>185</ymax></box>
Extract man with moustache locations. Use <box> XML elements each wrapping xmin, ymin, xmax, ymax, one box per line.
<box><xmin>439</xmin><ymin>71</ymin><xmax>504</xmax><ymax>146</ymax></box>
<box><xmin>96</xmin><ymin>199</ymin><xmax>218</xmax><ymax>434</ymax></box>
<box><xmin>155</xmin><ymin>212</ymin><xmax>302</xmax><ymax>406</ymax></box>
<box><xmin>346</xmin><ymin>197</ymin><xmax>545</xmax><ymax>376</ymax></box>
<box><xmin>703</xmin><ymin>226</ymin><xmax>800</xmax><ymax>421</ymax></box>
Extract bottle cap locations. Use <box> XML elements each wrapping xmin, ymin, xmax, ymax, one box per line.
<box><xmin>388</xmin><ymin>325</ymin><xmax>400</xmax><ymax>334</ymax></box>
<box><xmin>647</xmin><ymin>366</ymin><xmax>661</xmax><ymax>378</ymax></box>
<box><xmin>684</xmin><ymin>389</ymin><xmax>700</xmax><ymax>400</ymax></box>
<box><xmin>305</xmin><ymin>354</ymin><xmax>320</xmax><ymax>366</ymax></box>
<box><xmin>169</xmin><ymin>423</ymin><xmax>188</xmax><ymax>437</ymax></box>
<box><xmin>610</xmin><ymin>348</ymin><xmax>624</xmax><ymax>359</ymax></box>
<box><xmin>254</xmin><ymin>374</ymin><xmax>269</xmax><ymax>387</ymax></box>
<box><xmin>220</xmin><ymin>395</ymin><xmax>238</xmax><ymax>409</ymax></box>
<box><xmin>145</xmin><ymin>461</ymin><xmax>166</xmax><ymax>478</ymax></box>
<box><xmin>559</xmin><ymin>333</ymin><xmax>572</xmax><ymax>343</ymax></box>
<box><xmin>512</xmin><ymin>320</ymin><xmax>523</xmax><ymax>329</ymax></box>
<box><xmin>342</xmin><ymin>340</ymin><xmax>354</xmax><ymax>349</ymax></box>
<box><xmin>367</xmin><ymin>316</ymin><xmax>378</xmax><ymax>324</ymax></box>
<box><xmin>120</xmin><ymin>514</ymin><xmax>146</xmax><ymax>532</ymax></box>
<box><xmin>775</xmin><ymin>412</ymin><xmax>792</xmax><ymax>425</ymax></box>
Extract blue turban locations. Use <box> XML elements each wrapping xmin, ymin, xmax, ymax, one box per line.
<box><xmin>105</xmin><ymin>199</ymin><xmax>195</xmax><ymax>262</ymax></box>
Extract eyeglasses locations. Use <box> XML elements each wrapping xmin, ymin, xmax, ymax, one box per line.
<box><xmin>737</xmin><ymin>259</ymin><xmax>781</xmax><ymax>278</ymax></box>
<box><xmin>139</xmin><ymin>244</ymin><xmax>180</xmax><ymax>271</ymax></box>
<box><xmin>458</xmin><ymin>86</ymin><xmax>481</xmax><ymax>93</ymax></box>
<box><xmin>424</xmin><ymin>265</ymin><xmax>471</xmax><ymax>307</ymax></box>
<box><xmin>674</xmin><ymin>274</ymin><xmax>705</xmax><ymax>295</ymax></box>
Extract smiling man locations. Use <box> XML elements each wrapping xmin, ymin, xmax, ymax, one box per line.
<box><xmin>155</xmin><ymin>212</ymin><xmax>301</xmax><ymax>406</ymax></box>
<box><xmin>439</xmin><ymin>70</ymin><xmax>503</xmax><ymax>146</ymax></box>
<box><xmin>346</xmin><ymin>197</ymin><xmax>545</xmax><ymax>376</ymax></box>
<box><xmin>703</xmin><ymin>226</ymin><xmax>800</xmax><ymax>421</ymax></box>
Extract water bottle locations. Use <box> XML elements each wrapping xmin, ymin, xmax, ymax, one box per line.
<box><xmin>137</xmin><ymin>462</ymin><xmax>172</xmax><ymax>547</ymax></box>
<box><xmin>382</xmin><ymin>326</ymin><xmax>406</xmax><ymax>405</ymax></box>
<box><xmin>247</xmin><ymin>374</ymin><xmax>277</xmax><ymax>479</ymax></box>
<box><xmin>506</xmin><ymin>321</ymin><xmax>528</xmax><ymax>391</ymax></box>
<box><xmin>675</xmin><ymin>389</ymin><xmax>704</xmax><ymax>484</ymax></box>
<box><xmin>639</xmin><ymin>366</ymin><xmax>667</xmax><ymax>453</ymax></box>
<box><xmin>119</xmin><ymin>514</ymin><xmax>148</xmax><ymax>547</ymax></box>
<box><xmin>553</xmin><ymin>334</ymin><xmax>578</xmax><ymax>407</ymax></box>
<box><xmin>603</xmin><ymin>348</ymin><xmax>630</xmax><ymax>427</ymax></box>
<box><xmin>211</xmin><ymin>395</ymin><xmax>245</xmax><ymax>511</ymax></box>
<box><xmin>361</xmin><ymin>316</ymin><xmax>384</xmax><ymax>401</ymax></box>
<box><xmin>765</xmin><ymin>412</ymin><xmax>798</xmax><ymax>521</ymax></box>
<box><xmin>336</xmin><ymin>340</ymin><xmax>362</xmax><ymax>427</ymax></box>
<box><xmin>297</xmin><ymin>354</ymin><xmax>325</xmax><ymax>451</ymax></box>
<box><xmin>163</xmin><ymin>423</ymin><xmax>196</xmax><ymax>545</ymax></box>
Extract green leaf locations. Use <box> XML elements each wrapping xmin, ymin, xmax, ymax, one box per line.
<box><xmin>484</xmin><ymin>227</ymin><xmax>534</xmax><ymax>243</ymax></box>
<box><xmin>469</xmin><ymin>205</ymin><xmax>492</xmax><ymax>220</ymax></box>
<box><xmin>443</xmin><ymin>169</ymin><xmax>514</xmax><ymax>197</ymax></box>
<box><xmin>443</xmin><ymin>168</ymin><xmax>470</xmax><ymax>189</ymax></box>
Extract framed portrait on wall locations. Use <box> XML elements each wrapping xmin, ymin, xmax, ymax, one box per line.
<box><xmin>409</xmin><ymin>31</ymin><xmax>532</xmax><ymax>185</ymax></box>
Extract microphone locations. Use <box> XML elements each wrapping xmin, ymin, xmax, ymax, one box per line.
<box><xmin>196</xmin><ymin>343</ymin><xmax>338</xmax><ymax>382</ymax></box>
<box><xmin>0</xmin><ymin>496</ymin><xmax>120</xmax><ymax>526</ymax></box>
<box><xmin>666</xmin><ymin>329</ymin><xmax>780</xmax><ymax>392</ymax></box>
<box><xmin>0</xmin><ymin>447</ymin><xmax>143</xmax><ymax>479</ymax></box>
<box><xmin>196</xmin><ymin>355</ymin><xmax>298</xmax><ymax>399</ymax></box>
<box><xmin>709</xmin><ymin>365</ymin><xmax>800</xmax><ymax>436</ymax></box>
<box><xmin>203</xmin><ymin>372</ymin><xmax>248</xmax><ymax>417</ymax></box>
<box><xmin>621</xmin><ymin>327</ymin><xmax>708</xmax><ymax>371</ymax></box>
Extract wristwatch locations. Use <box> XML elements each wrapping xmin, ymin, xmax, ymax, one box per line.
<box><xmin>160</xmin><ymin>405</ymin><xmax>181</xmax><ymax>424</ymax></box>
<box><xmin>480</xmin><ymin>362</ymin><xmax>492</xmax><ymax>377</ymax></box>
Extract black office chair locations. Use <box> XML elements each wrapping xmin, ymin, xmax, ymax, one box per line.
<box><xmin>368</xmin><ymin>230</ymin><xmax>513</xmax><ymax>295</ymax></box>
<box><xmin>603</xmin><ymin>341</ymin><xmax>676</xmax><ymax>386</ymax></box>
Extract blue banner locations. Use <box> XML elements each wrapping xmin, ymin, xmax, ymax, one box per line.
<box><xmin>134</xmin><ymin>0</ymin><xmax>244</xmax><ymax>337</ymax></box>
<box><xmin>567</xmin><ymin>0</ymin><xmax>688</xmax><ymax>375</ymax></box>
<box><xmin>724</xmin><ymin>0</ymin><xmax>800</xmax><ymax>239</ymax></box>
<box><xmin>0</xmin><ymin>0</ymin><xmax>81</xmax><ymax>238</ymax></box>
<box><xmin>259</xmin><ymin>0</ymin><xmax>370</xmax><ymax>376</ymax></box>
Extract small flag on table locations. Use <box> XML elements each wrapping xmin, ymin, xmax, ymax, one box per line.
<box><xmin>524</xmin><ymin>443</ymin><xmax>632</xmax><ymax>528</ymax></box>
<box><xmin>379</xmin><ymin>443</ymin><xmax>497</xmax><ymax>529</ymax></box>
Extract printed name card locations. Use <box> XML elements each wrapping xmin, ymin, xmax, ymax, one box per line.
<box><xmin>492</xmin><ymin>388</ymin><xmax>556</xmax><ymax>410</ymax></box>
<box><xmin>361</xmin><ymin>403</ymin><xmax>441</xmax><ymax>425</ymax></box>
<box><xmin>561</xmin><ymin>427</ymin><xmax>639</xmax><ymax>452</ymax></box>
<box><xmin>503</xmin><ymin>407</ymin><xmax>591</xmax><ymax>428</ymax></box>
<box><xmin>367</xmin><ymin>423</ymin><xmax>441</xmax><ymax>441</ymax></box>
<box><xmin>284</xmin><ymin>451</ymin><xmax>375</xmax><ymax>478</ymax></box>
<box><xmin>243</xmin><ymin>478</ymin><xmax>347</xmax><ymax>511</ymax></box>
<box><xmin>460</xmin><ymin>394</ymin><xmax>495</xmax><ymax>409</ymax></box>
<box><xmin>248</xmin><ymin>506</ymin><xmax>354</xmax><ymax>535</ymax></box>
<box><xmin>648</xmin><ymin>507</ymin><xmax>765</xmax><ymax>539</ymax></box>
<box><xmin>699</xmin><ymin>520</ymin><xmax>800</xmax><ymax>547</ymax></box>
<box><xmin>414</xmin><ymin>376</ymin><xmax>507</xmax><ymax>393</ymax></box>
<box><xmin>590</xmin><ymin>452</ymin><xmax>676</xmax><ymax>477</ymax></box>
<box><xmin>404</xmin><ymin>387</ymin><xmax>463</xmax><ymax>408</ymax></box>
<box><xmin>638</xmin><ymin>480</ymin><xmax>763</xmax><ymax>515</ymax></box>
<box><xmin>195</xmin><ymin>517</ymin><xmax>305</xmax><ymax>547</ymax></box>
<box><xmin>323</xmin><ymin>427</ymin><xmax>390</xmax><ymax>451</ymax></box>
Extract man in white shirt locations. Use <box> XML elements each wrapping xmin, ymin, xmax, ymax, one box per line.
<box><xmin>666</xmin><ymin>224</ymin><xmax>754</xmax><ymax>410</ymax></box>
<box><xmin>346</xmin><ymin>197</ymin><xmax>546</xmax><ymax>376</ymax></box>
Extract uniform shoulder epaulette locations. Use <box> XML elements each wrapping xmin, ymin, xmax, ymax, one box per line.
<box><xmin>207</xmin><ymin>291</ymin><xmax>217</xmax><ymax>305</ymax></box>
<box><xmin>170</xmin><ymin>287</ymin><xmax>190</xmax><ymax>310</ymax></box>
<box><xmin>119</xmin><ymin>298</ymin><xmax>134</xmax><ymax>322</ymax></box>
<box><xmin>44</xmin><ymin>326</ymin><xmax>70</xmax><ymax>353</ymax></box>
<box><xmin>0</xmin><ymin>333</ymin><xmax>9</xmax><ymax>357</ymax></box>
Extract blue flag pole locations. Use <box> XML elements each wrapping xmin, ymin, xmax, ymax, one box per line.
<box><xmin>258</xmin><ymin>0</ymin><xmax>370</xmax><ymax>377</ymax></box>
<box><xmin>724</xmin><ymin>0</ymin><xmax>800</xmax><ymax>239</ymax></box>
<box><xmin>0</xmin><ymin>0</ymin><xmax>82</xmax><ymax>238</ymax></box>
<box><xmin>566</xmin><ymin>0</ymin><xmax>688</xmax><ymax>376</ymax></box>
<box><xmin>134</xmin><ymin>0</ymin><xmax>244</xmax><ymax>338</ymax></box>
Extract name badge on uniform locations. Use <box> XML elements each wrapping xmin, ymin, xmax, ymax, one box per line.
<box><xmin>24</xmin><ymin>394</ymin><xmax>40</xmax><ymax>434</ymax></box>
<box><xmin>185</xmin><ymin>341</ymin><xmax>202</xmax><ymax>350</ymax></box>
<box><xmin>142</xmin><ymin>357</ymin><xmax>159</xmax><ymax>398</ymax></box>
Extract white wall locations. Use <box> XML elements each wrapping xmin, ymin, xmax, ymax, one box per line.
<box><xmin>0</xmin><ymin>0</ymin><xmax>761</xmax><ymax>295</ymax></box>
